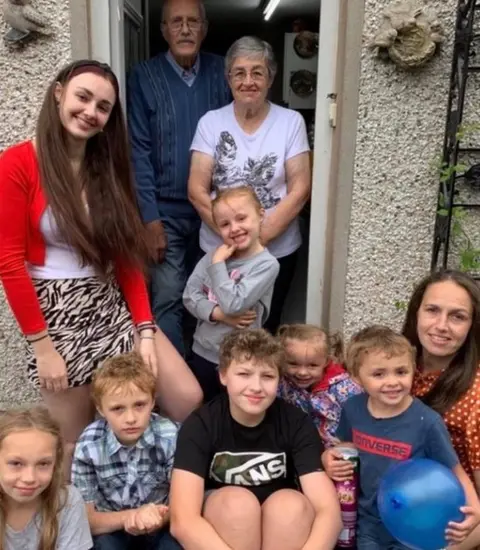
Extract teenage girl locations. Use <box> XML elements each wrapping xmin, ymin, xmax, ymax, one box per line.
<box><xmin>0</xmin><ymin>406</ymin><xmax>92</xmax><ymax>550</ymax></box>
<box><xmin>0</xmin><ymin>60</ymin><xmax>201</xmax><ymax>475</ymax></box>
<box><xmin>183</xmin><ymin>185</ymin><xmax>280</xmax><ymax>401</ymax></box>
<box><xmin>277</xmin><ymin>323</ymin><xmax>362</xmax><ymax>447</ymax></box>
<box><xmin>403</xmin><ymin>269</ymin><xmax>480</xmax><ymax>549</ymax></box>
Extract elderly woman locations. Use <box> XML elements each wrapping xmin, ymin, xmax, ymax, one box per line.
<box><xmin>188</xmin><ymin>36</ymin><xmax>312</xmax><ymax>333</ymax></box>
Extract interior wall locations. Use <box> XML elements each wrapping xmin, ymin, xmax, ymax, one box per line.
<box><xmin>150</xmin><ymin>13</ymin><xmax>319</xmax><ymax>103</ymax></box>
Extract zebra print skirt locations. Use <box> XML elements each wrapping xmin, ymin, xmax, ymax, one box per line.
<box><xmin>26</xmin><ymin>277</ymin><xmax>134</xmax><ymax>388</ymax></box>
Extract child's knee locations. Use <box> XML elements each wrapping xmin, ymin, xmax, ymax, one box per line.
<box><xmin>204</xmin><ymin>486</ymin><xmax>261</xmax><ymax>526</ymax></box>
<box><xmin>262</xmin><ymin>489</ymin><xmax>314</xmax><ymax>527</ymax></box>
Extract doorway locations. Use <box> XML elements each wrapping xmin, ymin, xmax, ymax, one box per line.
<box><xmin>90</xmin><ymin>0</ymin><xmax>338</xmax><ymax>327</ymax></box>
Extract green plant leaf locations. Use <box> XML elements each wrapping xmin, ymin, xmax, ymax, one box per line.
<box><xmin>459</xmin><ymin>248</ymin><xmax>480</xmax><ymax>271</ymax></box>
<box><xmin>452</xmin><ymin>221</ymin><xmax>463</xmax><ymax>238</ymax></box>
<box><xmin>452</xmin><ymin>205</ymin><xmax>466</xmax><ymax>217</ymax></box>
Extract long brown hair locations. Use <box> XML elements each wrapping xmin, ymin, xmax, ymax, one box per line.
<box><xmin>36</xmin><ymin>60</ymin><xmax>149</xmax><ymax>275</ymax></box>
<box><xmin>402</xmin><ymin>270</ymin><xmax>480</xmax><ymax>414</ymax></box>
<box><xmin>0</xmin><ymin>407</ymin><xmax>66</xmax><ymax>550</ymax></box>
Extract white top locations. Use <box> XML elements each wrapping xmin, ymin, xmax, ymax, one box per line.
<box><xmin>27</xmin><ymin>208</ymin><xmax>96</xmax><ymax>279</ymax></box>
<box><xmin>190</xmin><ymin>102</ymin><xmax>310</xmax><ymax>258</ymax></box>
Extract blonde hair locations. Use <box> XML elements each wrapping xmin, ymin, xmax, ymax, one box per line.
<box><xmin>0</xmin><ymin>407</ymin><xmax>65</xmax><ymax>550</ymax></box>
<box><xmin>211</xmin><ymin>185</ymin><xmax>263</xmax><ymax>221</ymax></box>
<box><xmin>277</xmin><ymin>323</ymin><xmax>344</xmax><ymax>364</ymax></box>
<box><xmin>346</xmin><ymin>325</ymin><xmax>415</xmax><ymax>377</ymax></box>
<box><xmin>219</xmin><ymin>328</ymin><xmax>285</xmax><ymax>374</ymax></box>
<box><xmin>91</xmin><ymin>352</ymin><xmax>156</xmax><ymax>407</ymax></box>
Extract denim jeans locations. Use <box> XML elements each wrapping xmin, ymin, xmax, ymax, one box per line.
<box><xmin>150</xmin><ymin>213</ymin><xmax>200</xmax><ymax>357</ymax></box>
<box><xmin>356</xmin><ymin>534</ymin><xmax>409</xmax><ymax>550</ymax></box>
<box><xmin>189</xmin><ymin>352</ymin><xmax>224</xmax><ymax>403</ymax></box>
<box><xmin>93</xmin><ymin>529</ymin><xmax>182</xmax><ymax>550</ymax></box>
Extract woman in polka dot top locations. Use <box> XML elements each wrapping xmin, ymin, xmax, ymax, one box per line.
<box><xmin>403</xmin><ymin>270</ymin><xmax>480</xmax><ymax>482</ymax></box>
<box><xmin>402</xmin><ymin>270</ymin><xmax>480</xmax><ymax>548</ymax></box>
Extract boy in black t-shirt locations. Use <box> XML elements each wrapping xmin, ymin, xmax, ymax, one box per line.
<box><xmin>170</xmin><ymin>329</ymin><xmax>342</xmax><ymax>550</ymax></box>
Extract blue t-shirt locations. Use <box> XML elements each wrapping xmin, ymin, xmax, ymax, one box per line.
<box><xmin>336</xmin><ymin>394</ymin><xmax>459</xmax><ymax>545</ymax></box>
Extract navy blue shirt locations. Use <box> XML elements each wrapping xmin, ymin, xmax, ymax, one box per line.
<box><xmin>336</xmin><ymin>394</ymin><xmax>459</xmax><ymax>544</ymax></box>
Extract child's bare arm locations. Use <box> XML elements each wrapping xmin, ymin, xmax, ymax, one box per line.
<box><xmin>85</xmin><ymin>503</ymin><xmax>134</xmax><ymax>536</ymax></box>
<box><xmin>170</xmin><ymin>469</ymin><xmax>232</xmax><ymax>550</ymax></box>
<box><xmin>445</xmin><ymin>464</ymin><xmax>480</xmax><ymax>545</ymax></box>
<box><xmin>299</xmin><ymin>471</ymin><xmax>343</xmax><ymax>550</ymax></box>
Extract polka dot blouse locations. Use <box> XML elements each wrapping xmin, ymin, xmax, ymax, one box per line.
<box><xmin>413</xmin><ymin>368</ymin><xmax>480</xmax><ymax>479</ymax></box>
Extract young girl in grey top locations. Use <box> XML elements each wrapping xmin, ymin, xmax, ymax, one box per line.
<box><xmin>0</xmin><ymin>407</ymin><xmax>92</xmax><ymax>550</ymax></box>
<box><xmin>184</xmin><ymin>186</ymin><xmax>280</xmax><ymax>401</ymax></box>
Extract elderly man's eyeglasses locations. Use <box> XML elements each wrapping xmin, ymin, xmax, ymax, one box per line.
<box><xmin>229</xmin><ymin>69</ymin><xmax>269</xmax><ymax>82</ymax></box>
<box><xmin>164</xmin><ymin>17</ymin><xmax>203</xmax><ymax>32</ymax></box>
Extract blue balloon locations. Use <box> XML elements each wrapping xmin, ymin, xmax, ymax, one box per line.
<box><xmin>378</xmin><ymin>458</ymin><xmax>465</xmax><ymax>550</ymax></box>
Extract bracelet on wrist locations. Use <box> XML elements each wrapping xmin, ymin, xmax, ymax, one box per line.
<box><xmin>140</xmin><ymin>336</ymin><xmax>155</xmax><ymax>340</ymax></box>
<box><xmin>27</xmin><ymin>333</ymin><xmax>48</xmax><ymax>344</ymax></box>
<box><xmin>137</xmin><ymin>322</ymin><xmax>156</xmax><ymax>333</ymax></box>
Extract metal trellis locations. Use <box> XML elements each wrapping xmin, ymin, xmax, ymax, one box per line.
<box><xmin>431</xmin><ymin>0</ymin><xmax>480</xmax><ymax>278</ymax></box>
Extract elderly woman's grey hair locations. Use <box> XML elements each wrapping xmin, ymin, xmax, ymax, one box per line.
<box><xmin>162</xmin><ymin>0</ymin><xmax>207</xmax><ymax>22</ymax></box>
<box><xmin>225</xmin><ymin>36</ymin><xmax>278</xmax><ymax>81</ymax></box>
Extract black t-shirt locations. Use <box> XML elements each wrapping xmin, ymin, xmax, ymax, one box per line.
<box><xmin>174</xmin><ymin>393</ymin><xmax>324</xmax><ymax>503</ymax></box>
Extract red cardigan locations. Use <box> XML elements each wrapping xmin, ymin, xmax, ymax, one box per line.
<box><xmin>0</xmin><ymin>141</ymin><xmax>153</xmax><ymax>335</ymax></box>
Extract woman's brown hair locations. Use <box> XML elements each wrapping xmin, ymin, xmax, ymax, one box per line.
<box><xmin>402</xmin><ymin>269</ymin><xmax>480</xmax><ymax>414</ymax></box>
<box><xmin>0</xmin><ymin>407</ymin><xmax>65</xmax><ymax>550</ymax></box>
<box><xmin>36</xmin><ymin>60</ymin><xmax>149</xmax><ymax>275</ymax></box>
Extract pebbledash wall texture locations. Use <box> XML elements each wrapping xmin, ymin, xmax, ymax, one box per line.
<box><xmin>342</xmin><ymin>0</ymin><xmax>457</xmax><ymax>337</ymax></box>
<box><xmin>0</xmin><ymin>0</ymin><xmax>465</xmax><ymax>405</ymax></box>
<box><xmin>0</xmin><ymin>0</ymin><xmax>72</xmax><ymax>405</ymax></box>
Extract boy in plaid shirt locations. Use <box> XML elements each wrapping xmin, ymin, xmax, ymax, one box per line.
<box><xmin>71</xmin><ymin>352</ymin><xmax>181</xmax><ymax>550</ymax></box>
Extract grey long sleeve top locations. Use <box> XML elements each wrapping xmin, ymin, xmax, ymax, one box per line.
<box><xmin>183</xmin><ymin>249</ymin><xmax>280</xmax><ymax>363</ymax></box>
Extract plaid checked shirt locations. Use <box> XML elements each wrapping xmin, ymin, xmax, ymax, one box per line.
<box><xmin>71</xmin><ymin>413</ymin><xmax>178</xmax><ymax>511</ymax></box>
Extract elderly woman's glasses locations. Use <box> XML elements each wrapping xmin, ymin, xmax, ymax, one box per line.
<box><xmin>164</xmin><ymin>17</ymin><xmax>203</xmax><ymax>32</ymax></box>
<box><xmin>229</xmin><ymin>69</ymin><xmax>269</xmax><ymax>83</ymax></box>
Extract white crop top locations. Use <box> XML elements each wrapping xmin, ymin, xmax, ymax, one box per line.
<box><xmin>27</xmin><ymin>208</ymin><xmax>97</xmax><ymax>279</ymax></box>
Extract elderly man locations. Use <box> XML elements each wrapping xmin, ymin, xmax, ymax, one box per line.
<box><xmin>128</xmin><ymin>0</ymin><xmax>230</xmax><ymax>356</ymax></box>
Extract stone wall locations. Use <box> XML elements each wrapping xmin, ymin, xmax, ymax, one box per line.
<box><xmin>0</xmin><ymin>0</ymin><xmax>72</xmax><ymax>406</ymax></box>
<box><xmin>342</xmin><ymin>0</ymin><xmax>457</xmax><ymax>336</ymax></box>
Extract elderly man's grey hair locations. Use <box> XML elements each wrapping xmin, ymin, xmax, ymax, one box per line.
<box><xmin>162</xmin><ymin>0</ymin><xmax>207</xmax><ymax>22</ymax></box>
<box><xmin>225</xmin><ymin>36</ymin><xmax>277</xmax><ymax>81</ymax></box>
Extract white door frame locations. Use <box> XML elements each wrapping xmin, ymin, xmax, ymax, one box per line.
<box><xmin>306</xmin><ymin>0</ymin><xmax>341</xmax><ymax>326</ymax></box>
<box><xmin>89</xmin><ymin>0</ymin><xmax>341</xmax><ymax>327</ymax></box>
<box><xmin>89</xmin><ymin>0</ymin><xmax>126</xmax><ymax>103</ymax></box>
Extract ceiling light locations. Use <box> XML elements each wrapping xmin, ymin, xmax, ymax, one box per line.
<box><xmin>263</xmin><ymin>0</ymin><xmax>280</xmax><ymax>21</ymax></box>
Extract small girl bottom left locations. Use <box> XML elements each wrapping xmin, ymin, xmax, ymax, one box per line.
<box><xmin>0</xmin><ymin>406</ymin><xmax>93</xmax><ymax>550</ymax></box>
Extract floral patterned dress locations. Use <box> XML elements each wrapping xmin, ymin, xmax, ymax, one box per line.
<box><xmin>278</xmin><ymin>361</ymin><xmax>363</xmax><ymax>448</ymax></box>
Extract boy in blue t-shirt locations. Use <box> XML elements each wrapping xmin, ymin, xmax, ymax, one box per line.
<box><xmin>322</xmin><ymin>326</ymin><xmax>480</xmax><ymax>550</ymax></box>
